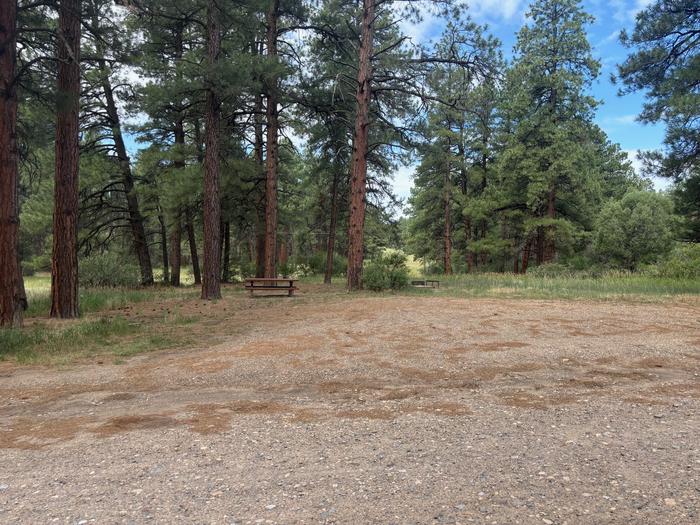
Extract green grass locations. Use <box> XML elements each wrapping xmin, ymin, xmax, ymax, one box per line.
<box><xmin>5</xmin><ymin>269</ymin><xmax>697</xmax><ymax>366</ymax></box>
<box><xmin>0</xmin><ymin>314</ymin><xmax>196</xmax><ymax>365</ymax></box>
<box><xmin>0</xmin><ymin>317</ymin><xmax>134</xmax><ymax>364</ymax></box>
<box><xmin>24</xmin><ymin>273</ymin><xmax>199</xmax><ymax>317</ymax></box>
<box><xmin>401</xmin><ymin>272</ymin><xmax>700</xmax><ymax>301</ymax></box>
<box><xmin>1</xmin><ymin>272</ymin><xmax>202</xmax><ymax>364</ymax></box>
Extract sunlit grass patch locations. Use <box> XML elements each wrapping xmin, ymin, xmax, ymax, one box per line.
<box><xmin>419</xmin><ymin>272</ymin><xmax>700</xmax><ymax>301</ymax></box>
<box><xmin>23</xmin><ymin>272</ymin><xmax>200</xmax><ymax>318</ymax></box>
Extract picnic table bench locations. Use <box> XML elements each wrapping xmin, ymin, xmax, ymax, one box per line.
<box><xmin>411</xmin><ymin>279</ymin><xmax>440</xmax><ymax>288</ymax></box>
<box><xmin>245</xmin><ymin>277</ymin><xmax>298</xmax><ymax>297</ymax></box>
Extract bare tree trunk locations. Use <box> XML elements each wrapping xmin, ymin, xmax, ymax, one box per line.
<box><xmin>324</xmin><ymin>170</ymin><xmax>340</xmax><ymax>284</ymax></box>
<box><xmin>221</xmin><ymin>221</ymin><xmax>230</xmax><ymax>283</ymax></box>
<box><xmin>51</xmin><ymin>0</ymin><xmax>81</xmax><ymax>319</ymax></box>
<box><xmin>0</xmin><ymin>1</ymin><xmax>26</xmax><ymax>327</ymax></box>
<box><xmin>201</xmin><ymin>0</ymin><xmax>221</xmax><ymax>300</ymax></box>
<box><xmin>263</xmin><ymin>0</ymin><xmax>280</xmax><ymax>278</ymax></box>
<box><xmin>346</xmin><ymin>0</ymin><xmax>375</xmax><ymax>290</ymax></box>
<box><xmin>186</xmin><ymin>210</ymin><xmax>201</xmax><ymax>285</ymax></box>
<box><xmin>169</xmin><ymin>214</ymin><xmax>181</xmax><ymax>286</ymax></box>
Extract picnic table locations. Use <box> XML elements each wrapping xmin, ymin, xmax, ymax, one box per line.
<box><xmin>411</xmin><ymin>279</ymin><xmax>440</xmax><ymax>288</ymax></box>
<box><xmin>245</xmin><ymin>277</ymin><xmax>298</xmax><ymax>297</ymax></box>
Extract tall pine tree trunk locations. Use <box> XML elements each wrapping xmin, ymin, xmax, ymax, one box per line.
<box><xmin>263</xmin><ymin>0</ymin><xmax>280</xmax><ymax>278</ymax></box>
<box><xmin>157</xmin><ymin>209</ymin><xmax>169</xmax><ymax>283</ymax></box>
<box><xmin>324</xmin><ymin>170</ymin><xmax>340</xmax><ymax>284</ymax></box>
<box><xmin>253</xmin><ymin>86</ymin><xmax>266</xmax><ymax>278</ymax></box>
<box><xmin>346</xmin><ymin>0</ymin><xmax>375</xmax><ymax>290</ymax></box>
<box><xmin>186</xmin><ymin>210</ymin><xmax>201</xmax><ymax>285</ymax></box>
<box><xmin>201</xmin><ymin>0</ymin><xmax>221</xmax><ymax>300</ymax></box>
<box><xmin>51</xmin><ymin>0</ymin><xmax>81</xmax><ymax>319</ymax></box>
<box><xmin>0</xmin><ymin>1</ymin><xmax>26</xmax><ymax>327</ymax></box>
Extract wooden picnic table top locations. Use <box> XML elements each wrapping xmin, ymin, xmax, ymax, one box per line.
<box><xmin>245</xmin><ymin>277</ymin><xmax>297</xmax><ymax>280</ymax></box>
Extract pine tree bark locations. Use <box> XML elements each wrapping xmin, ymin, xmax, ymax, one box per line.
<box><xmin>51</xmin><ymin>0</ymin><xmax>81</xmax><ymax>319</ymax></box>
<box><xmin>169</xmin><ymin>214</ymin><xmax>181</xmax><ymax>286</ymax></box>
<box><xmin>253</xmin><ymin>84</ymin><xmax>266</xmax><ymax>277</ymax></box>
<box><xmin>346</xmin><ymin>0</ymin><xmax>375</xmax><ymax>290</ymax></box>
<box><xmin>157</xmin><ymin>209</ymin><xmax>169</xmax><ymax>283</ymax></box>
<box><xmin>324</xmin><ymin>170</ymin><xmax>340</xmax><ymax>284</ymax></box>
<box><xmin>201</xmin><ymin>0</ymin><xmax>221</xmax><ymax>300</ymax></box>
<box><xmin>186</xmin><ymin>210</ymin><xmax>201</xmax><ymax>285</ymax></box>
<box><xmin>263</xmin><ymin>0</ymin><xmax>280</xmax><ymax>278</ymax></box>
<box><xmin>0</xmin><ymin>1</ymin><xmax>27</xmax><ymax>327</ymax></box>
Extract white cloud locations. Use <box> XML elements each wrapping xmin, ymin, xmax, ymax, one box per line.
<box><xmin>623</xmin><ymin>149</ymin><xmax>644</xmax><ymax>174</ymax></box>
<box><xmin>467</xmin><ymin>0</ymin><xmax>524</xmax><ymax>21</ymax></box>
<box><xmin>623</xmin><ymin>149</ymin><xmax>672</xmax><ymax>190</ymax></box>
<box><xmin>392</xmin><ymin>163</ymin><xmax>416</xmax><ymax>202</ymax></box>
<box><xmin>606</xmin><ymin>0</ymin><xmax>654</xmax><ymax>24</ymax></box>
<box><xmin>399</xmin><ymin>11</ymin><xmax>442</xmax><ymax>45</ymax></box>
<box><xmin>399</xmin><ymin>0</ymin><xmax>524</xmax><ymax>45</ymax></box>
<box><xmin>608</xmin><ymin>114</ymin><xmax>638</xmax><ymax>125</ymax></box>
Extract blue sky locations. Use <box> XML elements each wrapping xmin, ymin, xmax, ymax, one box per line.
<box><xmin>393</xmin><ymin>0</ymin><xmax>667</xmax><ymax>200</ymax></box>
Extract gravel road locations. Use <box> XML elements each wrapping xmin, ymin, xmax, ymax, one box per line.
<box><xmin>1</xmin><ymin>296</ymin><xmax>698</xmax><ymax>524</ymax></box>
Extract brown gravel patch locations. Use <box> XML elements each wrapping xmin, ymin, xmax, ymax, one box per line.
<box><xmin>0</xmin><ymin>294</ymin><xmax>698</xmax><ymax>523</ymax></box>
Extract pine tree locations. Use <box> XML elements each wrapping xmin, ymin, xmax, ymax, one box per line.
<box><xmin>51</xmin><ymin>0</ymin><xmax>81</xmax><ymax>318</ymax></box>
<box><xmin>501</xmin><ymin>0</ymin><xmax>600</xmax><ymax>265</ymax></box>
<box><xmin>0</xmin><ymin>0</ymin><xmax>27</xmax><ymax>328</ymax></box>
<box><xmin>201</xmin><ymin>0</ymin><xmax>222</xmax><ymax>300</ymax></box>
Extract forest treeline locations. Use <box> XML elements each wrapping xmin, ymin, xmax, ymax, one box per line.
<box><xmin>0</xmin><ymin>0</ymin><xmax>698</xmax><ymax>327</ymax></box>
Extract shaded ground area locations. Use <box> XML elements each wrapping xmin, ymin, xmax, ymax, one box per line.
<box><xmin>1</xmin><ymin>292</ymin><xmax>699</xmax><ymax>524</ymax></box>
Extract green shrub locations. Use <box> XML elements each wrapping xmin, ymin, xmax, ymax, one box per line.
<box><xmin>654</xmin><ymin>243</ymin><xmax>700</xmax><ymax>279</ymax></box>
<box><xmin>363</xmin><ymin>261</ymin><xmax>390</xmax><ymax>291</ymax></box>
<box><xmin>363</xmin><ymin>251</ymin><xmax>409</xmax><ymax>291</ymax></box>
<box><xmin>592</xmin><ymin>191</ymin><xmax>676</xmax><ymax>270</ymax></box>
<box><xmin>79</xmin><ymin>253</ymin><xmax>140</xmax><ymax>288</ymax></box>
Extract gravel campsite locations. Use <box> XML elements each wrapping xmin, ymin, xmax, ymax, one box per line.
<box><xmin>1</xmin><ymin>292</ymin><xmax>698</xmax><ymax>524</ymax></box>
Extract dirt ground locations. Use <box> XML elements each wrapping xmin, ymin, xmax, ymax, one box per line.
<box><xmin>1</xmin><ymin>290</ymin><xmax>699</xmax><ymax>524</ymax></box>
